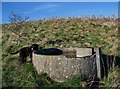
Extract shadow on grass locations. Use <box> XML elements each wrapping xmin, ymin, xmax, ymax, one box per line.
<box><xmin>101</xmin><ymin>54</ymin><xmax>120</xmax><ymax>78</ymax></box>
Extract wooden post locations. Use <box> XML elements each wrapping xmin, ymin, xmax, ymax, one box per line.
<box><xmin>0</xmin><ymin>24</ymin><xmax>2</xmax><ymax>89</ymax></box>
<box><xmin>95</xmin><ymin>47</ymin><xmax>101</xmax><ymax>79</ymax></box>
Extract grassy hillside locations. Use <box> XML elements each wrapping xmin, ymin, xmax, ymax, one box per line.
<box><xmin>2</xmin><ymin>17</ymin><xmax>120</xmax><ymax>88</ymax></box>
<box><xmin>2</xmin><ymin>17</ymin><xmax>118</xmax><ymax>55</ymax></box>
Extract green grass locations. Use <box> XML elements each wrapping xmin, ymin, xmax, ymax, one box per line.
<box><xmin>100</xmin><ymin>67</ymin><xmax>120</xmax><ymax>88</ymax></box>
<box><xmin>59</xmin><ymin>75</ymin><xmax>82</xmax><ymax>87</ymax></box>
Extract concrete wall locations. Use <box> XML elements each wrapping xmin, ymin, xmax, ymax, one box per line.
<box><xmin>33</xmin><ymin>47</ymin><xmax>101</xmax><ymax>82</ymax></box>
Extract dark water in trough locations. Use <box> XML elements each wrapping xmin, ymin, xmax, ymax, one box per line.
<box><xmin>34</xmin><ymin>48</ymin><xmax>76</xmax><ymax>58</ymax></box>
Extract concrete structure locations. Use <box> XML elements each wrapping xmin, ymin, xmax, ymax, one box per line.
<box><xmin>33</xmin><ymin>47</ymin><xmax>101</xmax><ymax>82</ymax></box>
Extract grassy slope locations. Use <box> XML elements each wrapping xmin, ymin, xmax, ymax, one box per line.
<box><xmin>2</xmin><ymin>17</ymin><xmax>120</xmax><ymax>87</ymax></box>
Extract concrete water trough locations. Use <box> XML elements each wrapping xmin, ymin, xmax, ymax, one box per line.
<box><xmin>33</xmin><ymin>47</ymin><xmax>101</xmax><ymax>82</ymax></box>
